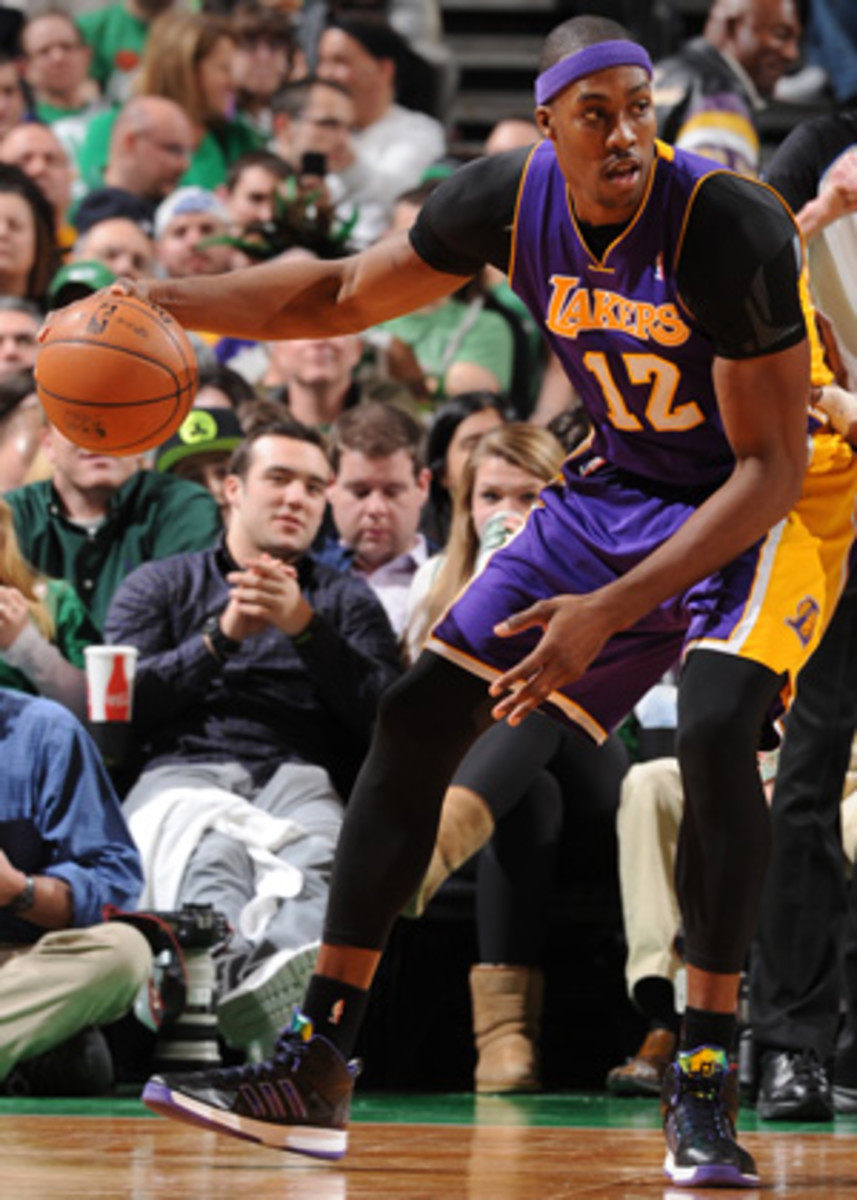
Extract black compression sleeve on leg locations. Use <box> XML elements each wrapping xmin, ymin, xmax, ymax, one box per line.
<box><xmin>323</xmin><ymin>651</ymin><xmax>495</xmax><ymax>950</ymax></box>
<box><xmin>675</xmin><ymin>650</ymin><xmax>784</xmax><ymax>975</ymax></box>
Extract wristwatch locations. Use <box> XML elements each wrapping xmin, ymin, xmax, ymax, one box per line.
<box><xmin>8</xmin><ymin>874</ymin><xmax>35</xmax><ymax>913</ymax></box>
<box><xmin>202</xmin><ymin>614</ymin><xmax>241</xmax><ymax>662</ymax></box>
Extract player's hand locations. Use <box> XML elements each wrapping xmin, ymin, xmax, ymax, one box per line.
<box><xmin>225</xmin><ymin>555</ymin><xmax>314</xmax><ymax>638</ymax></box>
<box><xmin>109</xmin><ymin>277</ymin><xmax>151</xmax><ymax>301</ymax></box>
<box><xmin>488</xmin><ymin>594</ymin><xmax>614</xmax><ymax>725</ymax></box>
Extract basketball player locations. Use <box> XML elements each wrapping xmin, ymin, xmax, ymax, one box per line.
<box><xmin>113</xmin><ymin>15</ymin><xmax>857</xmax><ymax>1189</ymax></box>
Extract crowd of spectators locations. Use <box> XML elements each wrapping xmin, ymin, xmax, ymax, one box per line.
<box><xmin>0</xmin><ymin>0</ymin><xmax>854</xmax><ymax>1118</ymax></box>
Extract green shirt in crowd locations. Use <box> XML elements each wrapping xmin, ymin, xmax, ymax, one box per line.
<box><xmin>76</xmin><ymin>4</ymin><xmax>149</xmax><ymax>97</ymax></box>
<box><xmin>75</xmin><ymin>107</ymin><xmax>263</xmax><ymax>195</ymax></box>
<box><xmin>5</xmin><ymin>471</ymin><xmax>222</xmax><ymax>634</ymax></box>
<box><xmin>378</xmin><ymin>298</ymin><xmax>515</xmax><ymax>399</ymax></box>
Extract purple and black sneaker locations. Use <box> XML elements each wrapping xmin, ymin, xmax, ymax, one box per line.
<box><xmin>661</xmin><ymin>1045</ymin><xmax>759</xmax><ymax>1188</ymax></box>
<box><xmin>142</xmin><ymin>1012</ymin><xmax>358</xmax><ymax>1159</ymax></box>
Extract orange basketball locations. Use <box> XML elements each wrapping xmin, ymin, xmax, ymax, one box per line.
<box><xmin>35</xmin><ymin>292</ymin><xmax>199</xmax><ymax>455</ymax></box>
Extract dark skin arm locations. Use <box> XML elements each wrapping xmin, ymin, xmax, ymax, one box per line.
<box><xmin>489</xmin><ymin>339</ymin><xmax>811</xmax><ymax>724</ymax></box>
<box><xmin>135</xmin><ymin>233</ymin><xmax>470</xmax><ymax>340</ymax></box>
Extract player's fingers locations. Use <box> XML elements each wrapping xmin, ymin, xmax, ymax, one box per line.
<box><xmin>109</xmin><ymin>277</ymin><xmax>141</xmax><ymax>298</ymax></box>
<box><xmin>490</xmin><ymin>679</ymin><xmax>546</xmax><ymax>725</ymax></box>
<box><xmin>494</xmin><ymin>602</ymin><xmax>550</xmax><ymax>638</ymax></box>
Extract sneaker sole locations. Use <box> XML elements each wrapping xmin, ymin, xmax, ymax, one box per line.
<box><xmin>143</xmin><ymin>1078</ymin><xmax>347</xmax><ymax>1159</ymax></box>
<box><xmin>217</xmin><ymin>943</ymin><xmax>320</xmax><ymax>1050</ymax></box>
<box><xmin>664</xmin><ymin>1151</ymin><xmax>760</xmax><ymax>1188</ymax></box>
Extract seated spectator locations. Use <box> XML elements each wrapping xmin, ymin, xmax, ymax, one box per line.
<box><xmin>419</xmin><ymin>391</ymin><xmax>509</xmax><ymax>547</ymax></box>
<box><xmin>269</xmin><ymin>76</ymin><xmax>392</xmax><ymax>250</ymax></box>
<box><xmin>154</xmin><ymin>185</ymin><xmax>235</xmax><ymax>281</ymax></box>
<box><xmin>316</xmin><ymin>15</ymin><xmax>446</xmax><ymax>200</ymax></box>
<box><xmin>107</xmin><ymin>419</ymin><xmax>401</xmax><ymax>1055</ymax></box>
<box><xmin>262</xmin><ymin>328</ymin><xmax>364</xmax><ymax>428</ymax></box>
<box><xmin>0</xmin><ymin>495</ymin><xmax>98</xmax><ymax>720</ymax></box>
<box><xmin>95</xmin><ymin>95</ymin><xmax>195</xmax><ymax>211</ymax></box>
<box><xmin>0</xmin><ymin>164</ymin><xmax>61</xmax><ymax>306</ymax></box>
<box><xmin>72</xmin><ymin>213</ymin><xmax>157</xmax><ymax>282</ymax></box>
<box><xmin>75</xmin><ymin>0</ymin><xmax>181</xmax><ymax>105</ymax></box>
<box><xmin>76</xmin><ymin>10</ymin><xmax>262</xmax><ymax>195</ymax></box>
<box><xmin>4</xmin><ymin>423</ymin><xmax>222</xmax><ymax>632</ymax></box>
<box><xmin>373</xmin><ymin>183</ymin><xmax>516</xmax><ymax>399</ymax></box>
<box><xmin>0</xmin><ymin>367</ymin><xmax>42</xmax><ymax>491</ymax></box>
<box><xmin>0</xmin><ymin>121</ymin><xmax>77</xmax><ymax>252</ymax></box>
<box><xmin>0</xmin><ymin>688</ymin><xmax>151</xmax><ymax>1096</ymax></box>
<box><xmin>21</xmin><ymin>8</ymin><xmax>101</xmax><ymax>126</ymax></box>
<box><xmin>321</xmin><ymin>401</ymin><xmax>431</xmax><ymax>641</ymax></box>
<box><xmin>46</xmin><ymin>259</ymin><xmax>116</xmax><ymax>311</ymax></box>
<box><xmin>0</xmin><ymin>50</ymin><xmax>32</xmax><ymax>140</ymax></box>
<box><xmin>0</xmin><ymin>298</ymin><xmax>40</xmax><ymax>377</ymax></box>
<box><xmin>154</xmin><ymin>406</ymin><xmax>244</xmax><ymax>521</ymax></box>
<box><xmin>407</xmin><ymin>422</ymin><xmax>562</xmax><ymax>660</ymax></box>
<box><xmin>73</xmin><ymin>184</ymin><xmax>155</xmax><ymax>242</ymax></box>
<box><xmin>231</xmin><ymin>1</ymin><xmax>296</xmax><ymax>138</ymax></box>
<box><xmin>193</xmin><ymin>362</ymin><xmax>258</xmax><ymax>417</ymax></box>
<box><xmin>219</xmin><ymin>149</ymin><xmax>292</xmax><ymax>235</ymax></box>
<box><xmin>653</xmin><ymin>0</ymin><xmax>802</xmax><ymax>174</ymax></box>
<box><xmin>405</xmin><ymin>422</ymin><xmax>628</xmax><ymax>1092</ymax></box>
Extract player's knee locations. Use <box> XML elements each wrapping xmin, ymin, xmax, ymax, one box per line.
<box><xmin>676</xmin><ymin>701</ymin><xmax>758</xmax><ymax>784</ymax></box>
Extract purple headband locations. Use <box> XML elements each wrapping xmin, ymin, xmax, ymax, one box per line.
<box><xmin>535</xmin><ymin>40</ymin><xmax>653</xmax><ymax>105</ymax></box>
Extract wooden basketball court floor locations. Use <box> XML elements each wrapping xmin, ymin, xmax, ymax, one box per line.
<box><xmin>4</xmin><ymin>1091</ymin><xmax>857</xmax><ymax>1198</ymax></box>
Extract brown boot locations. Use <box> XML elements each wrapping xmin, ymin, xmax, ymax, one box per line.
<box><xmin>470</xmin><ymin>964</ymin><xmax>544</xmax><ymax>1094</ymax></box>
<box><xmin>403</xmin><ymin>786</ymin><xmax>494</xmax><ymax>918</ymax></box>
<box><xmin>605</xmin><ymin>1027</ymin><xmax>677</xmax><ymax>1097</ymax></box>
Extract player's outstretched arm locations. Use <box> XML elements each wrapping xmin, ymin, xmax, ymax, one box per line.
<box><xmin>125</xmin><ymin>232</ymin><xmax>471</xmax><ymax>342</ymax></box>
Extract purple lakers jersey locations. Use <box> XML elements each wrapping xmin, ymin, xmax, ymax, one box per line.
<box><xmin>511</xmin><ymin>140</ymin><xmax>737</xmax><ymax>488</ymax></box>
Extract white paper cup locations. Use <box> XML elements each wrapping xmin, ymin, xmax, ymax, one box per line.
<box><xmin>85</xmin><ymin>645</ymin><xmax>139</xmax><ymax>722</ymax></box>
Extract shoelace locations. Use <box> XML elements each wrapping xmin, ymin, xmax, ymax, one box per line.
<box><xmin>207</xmin><ymin>1034</ymin><xmax>307</xmax><ymax>1085</ymax></box>
<box><xmin>673</xmin><ymin>1071</ymin><xmax>735</xmax><ymax>1144</ymax></box>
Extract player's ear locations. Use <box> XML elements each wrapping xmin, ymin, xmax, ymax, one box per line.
<box><xmin>535</xmin><ymin>106</ymin><xmax>554</xmax><ymax>140</ymax></box>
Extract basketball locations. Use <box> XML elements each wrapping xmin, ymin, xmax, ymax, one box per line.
<box><xmin>34</xmin><ymin>293</ymin><xmax>199</xmax><ymax>455</ymax></box>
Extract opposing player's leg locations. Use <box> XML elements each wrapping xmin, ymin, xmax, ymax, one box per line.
<box><xmin>662</xmin><ymin>650</ymin><xmax>782</xmax><ymax>1189</ymax></box>
<box><xmin>143</xmin><ymin>652</ymin><xmax>495</xmax><ymax>1156</ymax></box>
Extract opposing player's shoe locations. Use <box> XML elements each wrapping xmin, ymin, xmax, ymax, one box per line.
<box><xmin>661</xmin><ymin>1045</ymin><xmax>759</xmax><ymax>1188</ymax></box>
<box><xmin>142</xmin><ymin>1012</ymin><xmax>358</xmax><ymax>1159</ymax></box>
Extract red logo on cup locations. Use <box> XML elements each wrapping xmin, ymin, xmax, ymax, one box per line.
<box><xmin>104</xmin><ymin>656</ymin><xmax>131</xmax><ymax>721</ymax></box>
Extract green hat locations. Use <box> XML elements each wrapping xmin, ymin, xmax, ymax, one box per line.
<box><xmin>155</xmin><ymin>407</ymin><xmax>244</xmax><ymax>473</ymax></box>
<box><xmin>47</xmin><ymin>259</ymin><xmax>116</xmax><ymax>309</ymax></box>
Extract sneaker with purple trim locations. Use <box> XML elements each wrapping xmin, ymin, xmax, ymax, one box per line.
<box><xmin>142</xmin><ymin>1012</ymin><xmax>358</xmax><ymax>1159</ymax></box>
<box><xmin>661</xmin><ymin>1045</ymin><xmax>759</xmax><ymax>1188</ymax></box>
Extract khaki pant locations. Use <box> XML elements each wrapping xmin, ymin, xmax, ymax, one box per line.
<box><xmin>0</xmin><ymin>922</ymin><xmax>152</xmax><ymax>1079</ymax></box>
<box><xmin>617</xmin><ymin>758</ymin><xmax>684</xmax><ymax>999</ymax></box>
